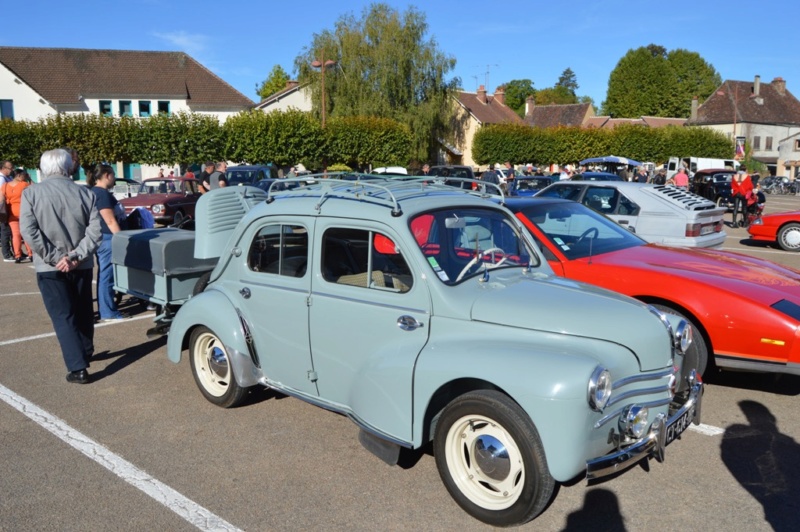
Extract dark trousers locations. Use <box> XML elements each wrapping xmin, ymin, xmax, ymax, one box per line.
<box><xmin>732</xmin><ymin>194</ymin><xmax>747</xmax><ymax>227</ymax></box>
<box><xmin>37</xmin><ymin>269</ymin><xmax>95</xmax><ymax>372</ymax></box>
<box><xmin>0</xmin><ymin>220</ymin><xmax>12</xmax><ymax>259</ymax></box>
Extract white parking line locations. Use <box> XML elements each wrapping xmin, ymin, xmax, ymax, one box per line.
<box><xmin>689</xmin><ymin>423</ymin><xmax>725</xmax><ymax>436</ymax></box>
<box><xmin>0</xmin><ymin>291</ymin><xmax>43</xmax><ymax>297</ymax></box>
<box><xmin>0</xmin><ymin>382</ymin><xmax>242</xmax><ymax>532</ymax></box>
<box><xmin>0</xmin><ymin>314</ymin><xmax>155</xmax><ymax>347</ymax></box>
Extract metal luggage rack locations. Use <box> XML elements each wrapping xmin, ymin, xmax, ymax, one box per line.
<box><xmin>651</xmin><ymin>185</ymin><xmax>718</xmax><ymax>211</ymax></box>
<box><xmin>264</xmin><ymin>173</ymin><xmax>505</xmax><ymax>216</ymax></box>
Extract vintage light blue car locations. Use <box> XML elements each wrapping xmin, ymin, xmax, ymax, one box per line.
<box><xmin>157</xmin><ymin>179</ymin><xmax>702</xmax><ymax>526</ymax></box>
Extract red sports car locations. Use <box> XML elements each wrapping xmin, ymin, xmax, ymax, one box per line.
<box><xmin>747</xmin><ymin>210</ymin><xmax>800</xmax><ymax>251</ymax></box>
<box><xmin>504</xmin><ymin>196</ymin><xmax>800</xmax><ymax>378</ymax></box>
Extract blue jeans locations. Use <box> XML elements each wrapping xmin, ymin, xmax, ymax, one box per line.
<box><xmin>37</xmin><ymin>269</ymin><xmax>95</xmax><ymax>372</ymax></box>
<box><xmin>96</xmin><ymin>233</ymin><xmax>122</xmax><ymax>319</ymax></box>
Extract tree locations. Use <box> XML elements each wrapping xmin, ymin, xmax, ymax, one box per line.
<box><xmin>535</xmin><ymin>86</ymin><xmax>578</xmax><ymax>105</ymax></box>
<box><xmin>603</xmin><ymin>45</ymin><xmax>721</xmax><ymax>118</ymax></box>
<box><xmin>556</xmin><ymin>68</ymin><xmax>578</xmax><ymax>95</ymax></box>
<box><xmin>255</xmin><ymin>65</ymin><xmax>290</xmax><ymax>101</ymax></box>
<box><xmin>502</xmin><ymin>79</ymin><xmax>536</xmax><ymax>118</ymax></box>
<box><xmin>294</xmin><ymin>3</ymin><xmax>459</xmax><ymax>162</ymax></box>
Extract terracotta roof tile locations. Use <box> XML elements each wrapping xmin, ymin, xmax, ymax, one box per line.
<box><xmin>523</xmin><ymin>103</ymin><xmax>592</xmax><ymax>128</ymax></box>
<box><xmin>457</xmin><ymin>91</ymin><xmax>522</xmax><ymax>125</ymax></box>
<box><xmin>689</xmin><ymin>78</ymin><xmax>800</xmax><ymax>126</ymax></box>
<box><xmin>0</xmin><ymin>46</ymin><xmax>253</xmax><ymax>109</ymax></box>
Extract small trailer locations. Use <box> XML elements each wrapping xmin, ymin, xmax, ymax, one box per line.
<box><xmin>111</xmin><ymin>186</ymin><xmax>268</xmax><ymax>336</ymax></box>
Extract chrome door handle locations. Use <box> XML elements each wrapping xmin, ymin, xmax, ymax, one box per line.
<box><xmin>397</xmin><ymin>315</ymin><xmax>423</xmax><ymax>331</ymax></box>
<box><xmin>239</xmin><ymin>287</ymin><xmax>251</xmax><ymax>299</ymax></box>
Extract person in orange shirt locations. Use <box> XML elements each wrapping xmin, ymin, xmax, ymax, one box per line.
<box><xmin>3</xmin><ymin>169</ymin><xmax>33</xmax><ymax>262</ymax></box>
<box><xmin>731</xmin><ymin>165</ymin><xmax>754</xmax><ymax>228</ymax></box>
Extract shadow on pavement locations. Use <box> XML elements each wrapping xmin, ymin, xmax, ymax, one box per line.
<box><xmin>721</xmin><ymin>400</ymin><xmax>800</xmax><ymax>531</ymax></box>
<box><xmin>561</xmin><ymin>488</ymin><xmax>626</xmax><ymax>531</ymax></box>
<box><xmin>90</xmin><ymin>336</ymin><xmax>166</xmax><ymax>381</ymax></box>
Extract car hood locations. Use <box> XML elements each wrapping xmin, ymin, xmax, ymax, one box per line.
<box><xmin>470</xmin><ymin>275</ymin><xmax>672</xmax><ymax>371</ymax></box>
<box><xmin>594</xmin><ymin>244</ymin><xmax>800</xmax><ymax>303</ymax></box>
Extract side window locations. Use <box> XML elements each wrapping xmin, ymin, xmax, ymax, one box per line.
<box><xmin>615</xmin><ymin>192</ymin><xmax>641</xmax><ymax>216</ymax></box>
<box><xmin>248</xmin><ymin>225</ymin><xmax>308</xmax><ymax>277</ymax></box>
<box><xmin>583</xmin><ymin>187</ymin><xmax>617</xmax><ymax>215</ymax></box>
<box><xmin>322</xmin><ymin>227</ymin><xmax>412</xmax><ymax>293</ymax></box>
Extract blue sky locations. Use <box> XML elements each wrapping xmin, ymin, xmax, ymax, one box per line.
<box><xmin>5</xmin><ymin>0</ymin><xmax>798</xmax><ymax>109</ymax></box>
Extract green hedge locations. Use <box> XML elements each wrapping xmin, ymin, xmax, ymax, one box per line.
<box><xmin>0</xmin><ymin>110</ymin><xmax>412</xmax><ymax>172</ymax></box>
<box><xmin>472</xmin><ymin>123</ymin><xmax>734</xmax><ymax>166</ymax></box>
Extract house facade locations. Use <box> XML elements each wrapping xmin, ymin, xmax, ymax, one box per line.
<box><xmin>254</xmin><ymin>81</ymin><xmax>312</xmax><ymax>113</ymax></box>
<box><xmin>0</xmin><ymin>47</ymin><xmax>254</xmax><ymax>179</ymax></box>
<box><xmin>687</xmin><ymin>76</ymin><xmax>800</xmax><ymax>176</ymax></box>
<box><xmin>449</xmin><ymin>85</ymin><xmax>522</xmax><ymax>170</ymax></box>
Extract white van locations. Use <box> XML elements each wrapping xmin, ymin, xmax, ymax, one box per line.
<box><xmin>667</xmin><ymin>157</ymin><xmax>739</xmax><ymax>178</ymax></box>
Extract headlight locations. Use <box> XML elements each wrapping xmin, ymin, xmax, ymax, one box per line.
<box><xmin>675</xmin><ymin>320</ymin><xmax>692</xmax><ymax>354</ymax></box>
<box><xmin>151</xmin><ymin>204</ymin><xmax>164</xmax><ymax>214</ymax></box>
<box><xmin>588</xmin><ymin>367</ymin><xmax>612</xmax><ymax>412</ymax></box>
<box><xmin>620</xmin><ymin>405</ymin><xmax>649</xmax><ymax>438</ymax></box>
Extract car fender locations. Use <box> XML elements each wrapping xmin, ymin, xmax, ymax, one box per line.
<box><xmin>412</xmin><ymin>326</ymin><xmax>642</xmax><ymax>481</ymax></box>
<box><xmin>167</xmin><ymin>288</ymin><xmax>262</xmax><ymax>387</ymax></box>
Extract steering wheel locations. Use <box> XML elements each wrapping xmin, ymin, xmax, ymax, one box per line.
<box><xmin>456</xmin><ymin>247</ymin><xmax>507</xmax><ymax>282</ymax></box>
<box><xmin>576</xmin><ymin>227</ymin><xmax>599</xmax><ymax>244</ymax></box>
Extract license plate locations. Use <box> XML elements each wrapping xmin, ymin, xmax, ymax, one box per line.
<box><xmin>665</xmin><ymin>405</ymin><xmax>695</xmax><ymax>445</ymax></box>
<box><xmin>701</xmin><ymin>225</ymin><xmax>714</xmax><ymax>235</ymax></box>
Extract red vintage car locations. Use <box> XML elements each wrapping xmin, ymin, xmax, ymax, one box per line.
<box><xmin>504</xmin><ymin>196</ymin><xmax>800</xmax><ymax>378</ymax></box>
<box><xmin>747</xmin><ymin>210</ymin><xmax>800</xmax><ymax>251</ymax></box>
<box><xmin>119</xmin><ymin>177</ymin><xmax>202</xmax><ymax>225</ymax></box>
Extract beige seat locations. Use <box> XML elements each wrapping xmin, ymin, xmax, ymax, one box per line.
<box><xmin>337</xmin><ymin>271</ymin><xmax>386</xmax><ymax>288</ymax></box>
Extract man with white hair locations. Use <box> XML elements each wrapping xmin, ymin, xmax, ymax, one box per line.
<box><xmin>20</xmin><ymin>148</ymin><xmax>102</xmax><ymax>384</ymax></box>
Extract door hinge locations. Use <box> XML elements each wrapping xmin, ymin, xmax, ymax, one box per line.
<box><xmin>307</xmin><ymin>370</ymin><xmax>318</xmax><ymax>382</ymax></box>
<box><xmin>306</xmin><ymin>295</ymin><xmax>312</xmax><ymax>307</ymax></box>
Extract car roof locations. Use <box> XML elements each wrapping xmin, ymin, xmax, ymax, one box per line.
<box><xmin>227</xmin><ymin>165</ymin><xmax>272</xmax><ymax>170</ymax></box>
<box><xmin>540</xmin><ymin>181</ymin><xmax>720</xmax><ymax>211</ymax></box>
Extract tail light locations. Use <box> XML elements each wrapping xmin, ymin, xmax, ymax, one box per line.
<box><xmin>685</xmin><ymin>223</ymin><xmax>701</xmax><ymax>237</ymax></box>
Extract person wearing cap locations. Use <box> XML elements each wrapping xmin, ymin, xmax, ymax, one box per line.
<box><xmin>653</xmin><ymin>168</ymin><xmax>668</xmax><ymax>185</ymax></box>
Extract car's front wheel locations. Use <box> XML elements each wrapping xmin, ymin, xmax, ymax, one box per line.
<box><xmin>434</xmin><ymin>390</ymin><xmax>554</xmax><ymax>527</ymax></box>
<box><xmin>189</xmin><ymin>326</ymin><xmax>247</xmax><ymax>408</ymax></box>
<box><xmin>172</xmin><ymin>210</ymin><xmax>185</xmax><ymax>226</ymax></box>
<box><xmin>777</xmin><ymin>223</ymin><xmax>800</xmax><ymax>252</ymax></box>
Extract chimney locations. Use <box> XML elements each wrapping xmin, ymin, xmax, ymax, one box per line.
<box><xmin>525</xmin><ymin>95</ymin><xmax>536</xmax><ymax>118</ymax></box>
<box><xmin>477</xmin><ymin>85</ymin><xmax>488</xmax><ymax>104</ymax></box>
<box><xmin>753</xmin><ymin>75</ymin><xmax>761</xmax><ymax>97</ymax></box>
<box><xmin>286</xmin><ymin>80</ymin><xmax>299</xmax><ymax>90</ymax></box>
<box><xmin>494</xmin><ymin>86</ymin><xmax>505</xmax><ymax>106</ymax></box>
<box><xmin>690</xmin><ymin>96</ymin><xmax>698</xmax><ymax>121</ymax></box>
<box><xmin>772</xmin><ymin>77</ymin><xmax>786</xmax><ymax>95</ymax></box>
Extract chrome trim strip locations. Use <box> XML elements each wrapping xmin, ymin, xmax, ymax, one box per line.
<box><xmin>612</xmin><ymin>368</ymin><xmax>674</xmax><ymax>389</ymax></box>
<box><xmin>607</xmin><ymin>385</ymin><xmax>670</xmax><ymax>408</ymax></box>
<box><xmin>238</xmin><ymin>278</ymin><xmax>309</xmax><ymax>295</ymax></box>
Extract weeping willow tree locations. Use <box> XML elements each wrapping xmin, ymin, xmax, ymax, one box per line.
<box><xmin>294</xmin><ymin>3</ymin><xmax>460</xmax><ymax>163</ymax></box>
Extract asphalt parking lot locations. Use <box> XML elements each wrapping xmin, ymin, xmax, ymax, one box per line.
<box><xmin>2</xmin><ymin>192</ymin><xmax>800</xmax><ymax>531</ymax></box>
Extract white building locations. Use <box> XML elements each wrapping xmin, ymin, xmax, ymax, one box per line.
<box><xmin>0</xmin><ymin>46</ymin><xmax>254</xmax><ymax>179</ymax></box>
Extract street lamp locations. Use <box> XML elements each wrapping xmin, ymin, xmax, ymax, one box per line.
<box><xmin>311</xmin><ymin>56</ymin><xmax>337</xmax><ymax>128</ymax></box>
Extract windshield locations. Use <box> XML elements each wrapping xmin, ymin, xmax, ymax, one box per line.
<box><xmin>227</xmin><ymin>170</ymin><xmax>261</xmax><ymax>185</ymax></box>
<box><xmin>409</xmin><ymin>207</ymin><xmax>538</xmax><ymax>285</ymax></box>
<box><xmin>139</xmin><ymin>180</ymin><xmax>179</xmax><ymax>194</ymax></box>
<box><xmin>518</xmin><ymin>202</ymin><xmax>644</xmax><ymax>260</ymax></box>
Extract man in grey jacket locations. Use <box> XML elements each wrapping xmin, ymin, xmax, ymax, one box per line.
<box><xmin>20</xmin><ymin>149</ymin><xmax>102</xmax><ymax>384</ymax></box>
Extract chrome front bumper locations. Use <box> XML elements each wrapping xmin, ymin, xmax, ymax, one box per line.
<box><xmin>585</xmin><ymin>377</ymin><xmax>703</xmax><ymax>480</ymax></box>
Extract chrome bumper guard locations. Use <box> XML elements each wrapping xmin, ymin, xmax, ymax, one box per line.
<box><xmin>585</xmin><ymin>378</ymin><xmax>703</xmax><ymax>480</ymax></box>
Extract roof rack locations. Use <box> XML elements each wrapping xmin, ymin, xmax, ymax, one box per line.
<box><xmin>264</xmin><ymin>174</ymin><xmax>505</xmax><ymax>215</ymax></box>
